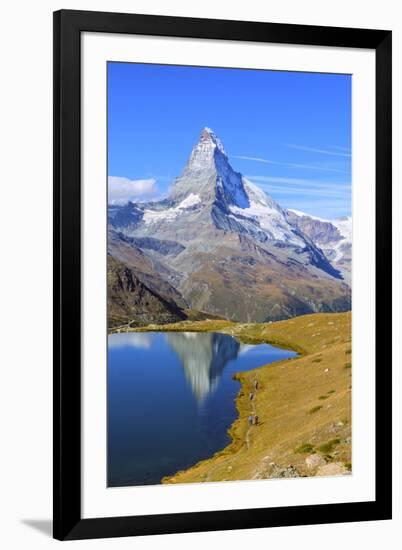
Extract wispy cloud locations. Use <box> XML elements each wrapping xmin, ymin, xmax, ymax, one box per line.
<box><xmin>232</xmin><ymin>155</ymin><xmax>276</xmax><ymax>164</ymax></box>
<box><xmin>284</xmin><ymin>200</ymin><xmax>351</xmax><ymax>219</ymax></box>
<box><xmin>247</xmin><ymin>175</ymin><xmax>350</xmax><ymax>190</ymax></box>
<box><xmin>108</xmin><ymin>176</ymin><xmax>158</xmax><ymax>204</ymax></box>
<box><xmin>286</xmin><ymin>144</ymin><xmax>351</xmax><ymax>158</ymax></box>
<box><xmin>261</xmin><ymin>187</ymin><xmax>348</xmax><ymax>198</ymax></box>
<box><xmin>233</xmin><ymin>155</ymin><xmax>350</xmax><ymax>174</ymax></box>
<box><xmin>273</xmin><ymin>193</ymin><xmax>350</xmax><ymax>219</ymax></box>
<box><xmin>245</xmin><ymin>175</ymin><xmax>351</xmax><ymax>219</ymax></box>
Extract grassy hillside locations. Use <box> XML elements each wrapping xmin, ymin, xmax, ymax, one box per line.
<box><xmin>132</xmin><ymin>312</ymin><xmax>352</xmax><ymax>483</ymax></box>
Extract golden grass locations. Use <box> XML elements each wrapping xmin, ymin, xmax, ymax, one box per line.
<box><xmin>131</xmin><ymin>312</ymin><xmax>352</xmax><ymax>482</ymax></box>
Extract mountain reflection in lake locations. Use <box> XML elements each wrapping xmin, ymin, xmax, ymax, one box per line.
<box><xmin>166</xmin><ymin>332</ymin><xmax>240</xmax><ymax>402</ymax></box>
<box><xmin>108</xmin><ymin>331</ymin><xmax>297</xmax><ymax>487</ymax></box>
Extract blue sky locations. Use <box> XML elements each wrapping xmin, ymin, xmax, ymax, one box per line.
<box><xmin>108</xmin><ymin>62</ymin><xmax>351</xmax><ymax>219</ymax></box>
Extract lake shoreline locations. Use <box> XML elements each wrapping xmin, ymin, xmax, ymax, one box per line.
<box><xmin>108</xmin><ymin>326</ymin><xmax>296</xmax><ymax>486</ymax></box>
<box><xmin>115</xmin><ymin>312</ymin><xmax>352</xmax><ymax>483</ymax></box>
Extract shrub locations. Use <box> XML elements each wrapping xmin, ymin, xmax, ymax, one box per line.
<box><xmin>318</xmin><ymin>439</ymin><xmax>340</xmax><ymax>454</ymax></box>
<box><xmin>308</xmin><ymin>405</ymin><xmax>322</xmax><ymax>414</ymax></box>
<box><xmin>295</xmin><ymin>442</ymin><xmax>314</xmax><ymax>454</ymax></box>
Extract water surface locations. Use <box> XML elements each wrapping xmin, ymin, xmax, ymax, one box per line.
<box><xmin>108</xmin><ymin>331</ymin><xmax>297</xmax><ymax>486</ymax></box>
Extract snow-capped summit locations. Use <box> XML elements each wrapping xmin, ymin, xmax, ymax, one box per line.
<box><xmin>166</xmin><ymin>128</ymin><xmax>305</xmax><ymax>245</ymax></box>
<box><xmin>110</xmin><ymin>127</ymin><xmax>342</xmax><ymax>275</ymax></box>
<box><xmin>108</xmin><ymin>127</ymin><xmax>351</xmax><ymax>323</ymax></box>
<box><xmin>170</xmin><ymin>127</ymin><xmax>247</xmax><ymax>208</ymax></box>
<box><xmin>200</xmin><ymin>127</ymin><xmax>226</xmax><ymax>155</ymax></box>
<box><xmin>185</xmin><ymin>127</ymin><xmax>227</xmax><ymax>172</ymax></box>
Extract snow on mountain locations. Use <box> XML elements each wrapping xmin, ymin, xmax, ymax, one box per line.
<box><xmin>287</xmin><ymin>209</ymin><xmax>351</xmax><ymax>247</ymax></box>
<box><xmin>332</xmin><ymin>216</ymin><xmax>352</xmax><ymax>242</ymax></box>
<box><xmin>331</xmin><ymin>217</ymin><xmax>352</xmax><ymax>262</ymax></box>
<box><xmin>139</xmin><ymin>127</ymin><xmax>304</xmax><ymax>246</ymax></box>
<box><xmin>230</xmin><ymin>179</ymin><xmax>304</xmax><ymax>245</ymax></box>
<box><xmin>187</xmin><ymin>127</ymin><xmax>226</xmax><ymax>170</ymax></box>
<box><xmin>286</xmin><ymin>209</ymin><xmax>352</xmax><ymax>279</ymax></box>
<box><xmin>288</xmin><ymin>209</ymin><xmax>332</xmax><ymax>224</ymax></box>
<box><xmin>108</xmin><ymin>128</ymin><xmax>351</xmax><ymax>322</ymax></box>
<box><xmin>143</xmin><ymin>193</ymin><xmax>201</xmax><ymax>224</ymax></box>
<box><xmin>109</xmin><ymin>128</ymin><xmax>346</xmax><ymax>260</ymax></box>
<box><xmin>168</xmin><ymin>126</ymin><xmax>250</xmax><ymax>211</ymax></box>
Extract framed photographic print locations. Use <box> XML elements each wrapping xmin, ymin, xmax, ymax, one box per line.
<box><xmin>53</xmin><ymin>9</ymin><xmax>392</xmax><ymax>540</ymax></box>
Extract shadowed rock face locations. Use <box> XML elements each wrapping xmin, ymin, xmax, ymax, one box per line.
<box><xmin>108</xmin><ymin>230</ymin><xmax>188</xmax><ymax>311</ymax></box>
<box><xmin>108</xmin><ymin>128</ymin><xmax>351</xmax><ymax>323</ymax></box>
<box><xmin>166</xmin><ymin>332</ymin><xmax>240</xmax><ymax>402</ymax></box>
<box><xmin>107</xmin><ymin>256</ymin><xmax>186</xmax><ymax>328</ymax></box>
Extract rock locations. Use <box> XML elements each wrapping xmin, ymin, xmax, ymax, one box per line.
<box><xmin>305</xmin><ymin>454</ymin><xmax>326</xmax><ymax>470</ymax></box>
<box><xmin>108</xmin><ymin>257</ymin><xmax>188</xmax><ymax>328</ymax></box>
<box><xmin>316</xmin><ymin>462</ymin><xmax>349</xmax><ymax>477</ymax></box>
<box><xmin>268</xmin><ymin>463</ymin><xmax>300</xmax><ymax>478</ymax></box>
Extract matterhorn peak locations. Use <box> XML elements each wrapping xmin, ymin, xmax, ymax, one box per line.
<box><xmin>185</xmin><ymin>127</ymin><xmax>227</xmax><ymax>173</ymax></box>
<box><xmin>199</xmin><ymin>127</ymin><xmax>226</xmax><ymax>155</ymax></box>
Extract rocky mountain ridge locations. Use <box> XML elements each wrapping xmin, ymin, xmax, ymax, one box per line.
<box><xmin>286</xmin><ymin>209</ymin><xmax>352</xmax><ymax>282</ymax></box>
<box><xmin>108</xmin><ymin>128</ymin><xmax>351</xmax><ymax>326</ymax></box>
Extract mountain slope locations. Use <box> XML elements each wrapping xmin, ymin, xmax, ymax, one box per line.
<box><xmin>107</xmin><ymin>255</ymin><xmax>187</xmax><ymax>328</ymax></box>
<box><xmin>286</xmin><ymin>210</ymin><xmax>352</xmax><ymax>282</ymax></box>
<box><xmin>108</xmin><ymin>128</ymin><xmax>351</xmax><ymax>323</ymax></box>
<box><xmin>108</xmin><ymin>229</ymin><xmax>187</xmax><ymax>310</ymax></box>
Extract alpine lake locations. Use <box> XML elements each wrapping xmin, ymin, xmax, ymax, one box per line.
<box><xmin>108</xmin><ymin>331</ymin><xmax>297</xmax><ymax>487</ymax></box>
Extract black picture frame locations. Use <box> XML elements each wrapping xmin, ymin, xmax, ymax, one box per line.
<box><xmin>53</xmin><ymin>9</ymin><xmax>392</xmax><ymax>541</ymax></box>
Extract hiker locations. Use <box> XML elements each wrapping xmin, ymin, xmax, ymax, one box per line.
<box><xmin>254</xmin><ymin>379</ymin><xmax>259</xmax><ymax>391</ymax></box>
<box><xmin>248</xmin><ymin>414</ymin><xmax>253</xmax><ymax>426</ymax></box>
<box><xmin>249</xmin><ymin>392</ymin><xmax>254</xmax><ymax>401</ymax></box>
<box><xmin>254</xmin><ymin>415</ymin><xmax>259</xmax><ymax>425</ymax></box>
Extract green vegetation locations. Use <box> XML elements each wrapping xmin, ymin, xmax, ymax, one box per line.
<box><xmin>344</xmin><ymin>362</ymin><xmax>352</xmax><ymax>369</ymax></box>
<box><xmin>318</xmin><ymin>395</ymin><xmax>329</xmax><ymax>400</ymax></box>
<box><xmin>318</xmin><ymin>439</ymin><xmax>341</xmax><ymax>454</ymax></box>
<box><xmin>308</xmin><ymin>405</ymin><xmax>323</xmax><ymax>414</ymax></box>
<box><xmin>295</xmin><ymin>443</ymin><xmax>314</xmax><ymax>454</ymax></box>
